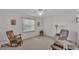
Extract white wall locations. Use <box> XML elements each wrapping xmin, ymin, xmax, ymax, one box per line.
<box><xmin>76</xmin><ymin>16</ymin><xmax>79</xmax><ymax>45</ymax></box>
<box><xmin>0</xmin><ymin>10</ymin><xmax>42</xmax><ymax>44</ymax></box>
<box><xmin>43</xmin><ymin>13</ymin><xmax>77</xmax><ymax>42</ymax></box>
<box><xmin>0</xmin><ymin>10</ymin><xmax>78</xmax><ymax>44</ymax></box>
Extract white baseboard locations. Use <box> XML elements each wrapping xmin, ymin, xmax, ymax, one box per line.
<box><xmin>23</xmin><ymin>35</ymin><xmax>39</xmax><ymax>40</ymax></box>
<box><xmin>44</xmin><ymin>35</ymin><xmax>54</xmax><ymax>39</ymax></box>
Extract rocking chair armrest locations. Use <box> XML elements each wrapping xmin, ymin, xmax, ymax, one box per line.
<box><xmin>15</xmin><ymin>34</ymin><xmax>21</xmax><ymax>36</ymax></box>
<box><xmin>56</xmin><ymin>33</ymin><xmax>60</xmax><ymax>36</ymax></box>
<box><xmin>15</xmin><ymin>34</ymin><xmax>22</xmax><ymax>38</ymax></box>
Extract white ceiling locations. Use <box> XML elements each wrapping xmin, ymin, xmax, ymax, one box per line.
<box><xmin>0</xmin><ymin>9</ymin><xmax>78</xmax><ymax>18</ymax></box>
<box><xmin>14</xmin><ymin>9</ymin><xmax>76</xmax><ymax>16</ymax></box>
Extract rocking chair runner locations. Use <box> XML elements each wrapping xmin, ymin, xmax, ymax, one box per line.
<box><xmin>6</xmin><ymin>30</ymin><xmax>23</xmax><ymax>47</ymax></box>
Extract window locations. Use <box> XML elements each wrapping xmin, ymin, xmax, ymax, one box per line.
<box><xmin>22</xmin><ymin>18</ymin><xmax>35</xmax><ymax>32</ymax></box>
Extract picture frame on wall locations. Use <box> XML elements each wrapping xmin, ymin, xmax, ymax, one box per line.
<box><xmin>11</xmin><ymin>19</ymin><xmax>16</xmax><ymax>25</ymax></box>
<box><xmin>37</xmin><ymin>22</ymin><xmax>40</xmax><ymax>27</ymax></box>
<box><xmin>76</xmin><ymin>17</ymin><xmax>78</xmax><ymax>23</ymax></box>
<box><xmin>22</xmin><ymin>18</ymin><xmax>36</xmax><ymax>32</ymax></box>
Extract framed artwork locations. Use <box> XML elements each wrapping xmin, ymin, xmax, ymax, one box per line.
<box><xmin>22</xmin><ymin>18</ymin><xmax>35</xmax><ymax>32</ymax></box>
<box><xmin>11</xmin><ymin>19</ymin><xmax>16</xmax><ymax>25</ymax></box>
<box><xmin>37</xmin><ymin>22</ymin><xmax>40</xmax><ymax>27</ymax></box>
<box><xmin>76</xmin><ymin>17</ymin><xmax>78</xmax><ymax>23</ymax></box>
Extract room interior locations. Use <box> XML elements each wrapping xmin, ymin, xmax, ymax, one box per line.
<box><xmin>0</xmin><ymin>9</ymin><xmax>79</xmax><ymax>50</ymax></box>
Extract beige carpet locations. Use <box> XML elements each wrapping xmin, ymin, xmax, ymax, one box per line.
<box><xmin>0</xmin><ymin>36</ymin><xmax>54</xmax><ymax>50</ymax></box>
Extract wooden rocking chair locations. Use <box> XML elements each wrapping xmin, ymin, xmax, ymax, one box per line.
<box><xmin>6</xmin><ymin>30</ymin><xmax>23</xmax><ymax>47</ymax></box>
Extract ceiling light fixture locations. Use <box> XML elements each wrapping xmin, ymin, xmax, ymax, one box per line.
<box><xmin>37</xmin><ymin>9</ymin><xmax>44</xmax><ymax>16</ymax></box>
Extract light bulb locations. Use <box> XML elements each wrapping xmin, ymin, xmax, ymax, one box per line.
<box><xmin>37</xmin><ymin>9</ymin><xmax>44</xmax><ymax>16</ymax></box>
<box><xmin>38</xmin><ymin>12</ymin><xmax>42</xmax><ymax>16</ymax></box>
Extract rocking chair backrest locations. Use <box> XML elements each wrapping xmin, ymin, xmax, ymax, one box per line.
<box><xmin>6</xmin><ymin>30</ymin><xmax>15</xmax><ymax>41</ymax></box>
<box><xmin>59</xmin><ymin>29</ymin><xmax>69</xmax><ymax>40</ymax></box>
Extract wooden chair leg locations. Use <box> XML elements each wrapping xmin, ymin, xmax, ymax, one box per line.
<box><xmin>10</xmin><ymin>42</ymin><xmax>12</xmax><ymax>47</ymax></box>
<box><xmin>21</xmin><ymin>41</ymin><xmax>23</xmax><ymax>44</ymax></box>
<box><xmin>20</xmin><ymin>43</ymin><xmax>21</xmax><ymax>46</ymax></box>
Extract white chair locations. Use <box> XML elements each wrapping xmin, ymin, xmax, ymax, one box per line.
<box><xmin>58</xmin><ymin>29</ymin><xmax>69</xmax><ymax>40</ymax></box>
